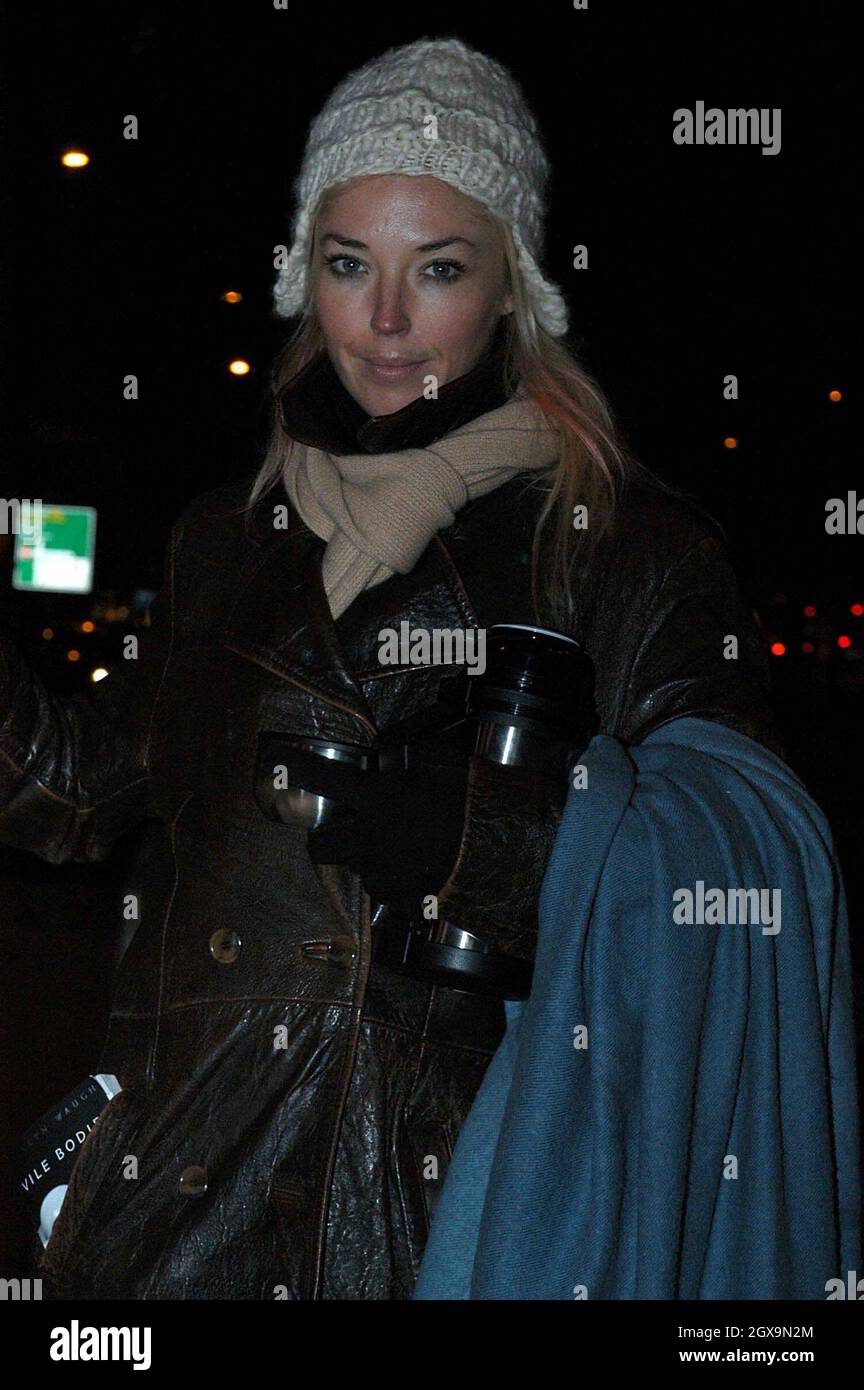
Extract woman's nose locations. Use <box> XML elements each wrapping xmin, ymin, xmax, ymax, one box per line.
<box><xmin>369</xmin><ymin>281</ymin><xmax>411</xmax><ymax>335</ymax></box>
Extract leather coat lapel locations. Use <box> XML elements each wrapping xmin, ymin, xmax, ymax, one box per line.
<box><xmin>222</xmin><ymin>500</ymin><xmax>374</xmax><ymax>733</ymax></box>
<box><xmin>222</xmin><ymin>490</ymin><xmax>479</xmax><ymax>734</ymax></box>
<box><xmin>332</xmin><ymin>535</ymin><xmax>477</xmax><ymax>680</ymax></box>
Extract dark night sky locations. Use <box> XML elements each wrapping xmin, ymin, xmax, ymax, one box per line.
<box><xmin>0</xmin><ymin>2</ymin><xmax>858</xmax><ymax>611</ymax></box>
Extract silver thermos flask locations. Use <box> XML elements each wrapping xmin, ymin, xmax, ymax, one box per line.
<box><xmin>372</xmin><ymin>624</ymin><xmax>597</xmax><ymax>998</ymax></box>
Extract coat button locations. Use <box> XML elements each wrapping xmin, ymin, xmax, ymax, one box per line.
<box><xmin>179</xmin><ymin>1165</ymin><xmax>208</xmax><ymax>1197</ymax></box>
<box><xmin>209</xmin><ymin>928</ymin><xmax>241</xmax><ymax>963</ymax></box>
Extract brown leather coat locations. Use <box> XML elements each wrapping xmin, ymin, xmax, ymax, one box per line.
<box><xmin>0</xmin><ymin>462</ymin><xmax>785</xmax><ymax>1300</ymax></box>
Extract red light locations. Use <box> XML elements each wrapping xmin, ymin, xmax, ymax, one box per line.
<box><xmin>803</xmin><ymin>605</ymin><xmax>817</xmax><ymax>618</ymax></box>
<box><xmin>770</xmin><ymin>642</ymin><xmax>786</xmax><ymax>656</ymax></box>
<box><xmin>837</xmin><ymin>635</ymin><xmax>852</xmax><ymax>649</ymax></box>
<box><xmin>850</xmin><ymin>603</ymin><xmax>864</xmax><ymax>617</ymax></box>
<box><xmin>802</xmin><ymin>642</ymin><xmax>814</xmax><ymax>654</ymax></box>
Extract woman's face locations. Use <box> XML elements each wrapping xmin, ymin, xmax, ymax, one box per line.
<box><xmin>312</xmin><ymin>174</ymin><xmax>514</xmax><ymax>417</ymax></box>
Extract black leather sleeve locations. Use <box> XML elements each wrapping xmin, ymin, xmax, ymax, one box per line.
<box><xmin>0</xmin><ymin>517</ymin><xmax>183</xmax><ymax>864</ymax></box>
<box><xmin>608</xmin><ymin>531</ymin><xmax>786</xmax><ymax>757</ymax></box>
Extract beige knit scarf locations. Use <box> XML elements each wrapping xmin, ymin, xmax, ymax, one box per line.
<box><xmin>283</xmin><ymin>391</ymin><xmax>560</xmax><ymax>620</ymax></box>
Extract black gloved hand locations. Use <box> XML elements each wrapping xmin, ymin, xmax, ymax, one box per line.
<box><xmin>271</xmin><ymin>743</ymin><xmax>470</xmax><ymax>907</ymax></box>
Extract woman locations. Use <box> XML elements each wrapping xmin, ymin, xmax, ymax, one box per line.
<box><xmin>0</xmin><ymin>37</ymin><xmax>850</xmax><ymax>1301</ymax></box>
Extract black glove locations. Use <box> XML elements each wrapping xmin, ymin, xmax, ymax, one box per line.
<box><xmin>271</xmin><ymin>743</ymin><xmax>470</xmax><ymax>907</ymax></box>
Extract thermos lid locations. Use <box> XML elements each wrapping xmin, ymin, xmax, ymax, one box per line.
<box><xmin>489</xmin><ymin>623</ymin><xmax>583</xmax><ymax>648</ymax></box>
<box><xmin>469</xmin><ymin>622</ymin><xmax>596</xmax><ymax>744</ymax></box>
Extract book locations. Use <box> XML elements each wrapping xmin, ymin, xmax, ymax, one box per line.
<box><xmin>15</xmin><ymin>1073</ymin><xmax>121</xmax><ymax>1247</ymax></box>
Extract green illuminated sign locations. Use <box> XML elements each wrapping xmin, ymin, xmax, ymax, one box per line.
<box><xmin>12</xmin><ymin>504</ymin><xmax>97</xmax><ymax>594</ymax></box>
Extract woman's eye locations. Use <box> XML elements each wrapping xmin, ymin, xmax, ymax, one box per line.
<box><xmin>325</xmin><ymin>256</ymin><xmax>364</xmax><ymax>277</ymax></box>
<box><xmin>423</xmin><ymin>260</ymin><xmax>466</xmax><ymax>281</ymax></box>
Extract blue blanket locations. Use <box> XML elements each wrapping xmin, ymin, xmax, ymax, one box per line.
<box><xmin>413</xmin><ymin>717</ymin><xmax>861</xmax><ymax>1300</ymax></box>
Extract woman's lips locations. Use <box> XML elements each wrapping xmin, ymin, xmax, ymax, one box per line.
<box><xmin>361</xmin><ymin>358</ymin><xmax>428</xmax><ymax>382</ymax></box>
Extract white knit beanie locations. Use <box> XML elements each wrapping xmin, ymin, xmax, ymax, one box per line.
<box><xmin>272</xmin><ymin>35</ymin><xmax>569</xmax><ymax>338</ymax></box>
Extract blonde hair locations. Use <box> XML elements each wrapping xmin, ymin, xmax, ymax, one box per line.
<box><xmin>247</xmin><ymin>177</ymin><xmax>659</xmax><ymax>631</ymax></box>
